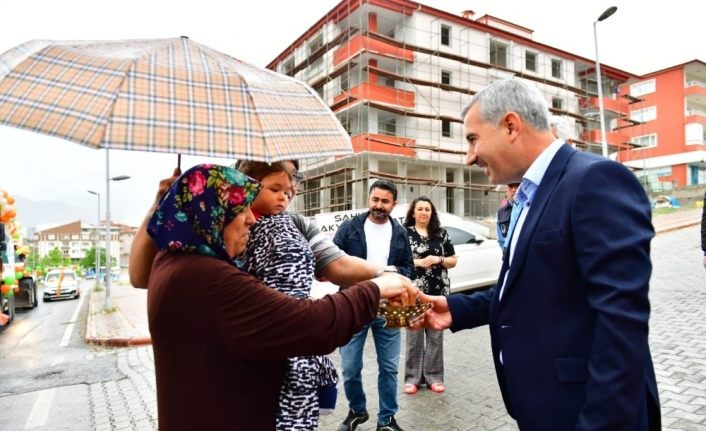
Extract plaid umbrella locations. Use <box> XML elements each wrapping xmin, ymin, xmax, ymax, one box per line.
<box><xmin>0</xmin><ymin>37</ymin><xmax>352</xmax><ymax>162</ymax></box>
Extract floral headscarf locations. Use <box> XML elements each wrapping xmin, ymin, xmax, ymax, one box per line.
<box><xmin>147</xmin><ymin>164</ymin><xmax>260</xmax><ymax>264</ymax></box>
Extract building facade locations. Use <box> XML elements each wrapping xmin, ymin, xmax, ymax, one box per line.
<box><xmin>267</xmin><ymin>0</ymin><xmax>636</xmax><ymax>218</ymax></box>
<box><xmin>34</xmin><ymin>220</ymin><xmax>134</xmax><ymax>267</ymax></box>
<box><xmin>616</xmin><ymin>60</ymin><xmax>706</xmax><ymax>190</ymax></box>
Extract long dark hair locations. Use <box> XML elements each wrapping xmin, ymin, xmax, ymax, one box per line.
<box><xmin>404</xmin><ymin>196</ymin><xmax>441</xmax><ymax>238</ymax></box>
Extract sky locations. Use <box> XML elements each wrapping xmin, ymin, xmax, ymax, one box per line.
<box><xmin>1</xmin><ymin>0</ymin><xmax>704</xmax><ymax>228</ymax></box>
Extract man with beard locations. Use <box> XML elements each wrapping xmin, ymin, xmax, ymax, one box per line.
<box><xmin>333</xmin><ymin>179</ymin><xmax>414</xmax><ymax>431</ymax></box>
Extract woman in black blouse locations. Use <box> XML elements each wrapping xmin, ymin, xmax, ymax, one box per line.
<box><xmin>402</xmin><ymin>196</ymin><xmax>457</xmax><ymax>394</ymax></box>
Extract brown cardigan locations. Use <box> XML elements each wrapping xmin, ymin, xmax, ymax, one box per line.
<box><xmin>147</xmin><ymin>251</ymin><xmax>379</xmax><ymax>430</ymax></box>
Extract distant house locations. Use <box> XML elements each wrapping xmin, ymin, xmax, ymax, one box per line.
<box><xmin>34</xmin><ymin>220</ymin><xmax>136</xmax><ymax>267</ymax></box>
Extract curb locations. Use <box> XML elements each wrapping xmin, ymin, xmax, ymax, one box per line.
<box><xmin>85</xmin><ymin>287</ymin><xmax>152</xmax><ymax>347</ymax></box>
<box><xmin>654</xmin><ymin>220</ymin><xmax>701</xmax><ymax>235</ymax></box>
<box><xmin>86</xmin><ymin>336</ymin><xmax>152</xmax><ymax>347</ymax></box>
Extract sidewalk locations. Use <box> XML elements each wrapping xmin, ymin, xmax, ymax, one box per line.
<box><xmin>85</xmin><ymin>282</ymin><xmax>151</xmax><ymax>347</ymax></box>
<box><xmin>84</xmin><ymin>208</ymin><xmax>703</xmax><ymax>346</ymax></box>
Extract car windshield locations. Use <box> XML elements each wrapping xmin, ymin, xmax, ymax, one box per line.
<box><xmin>46</xmin><ymin>272</ymin><xmax>76</xmax><ymax>282</ymax></box>
<box><xmin>444</xmin><ymin>226</ymin><xmax>477</xmax><ymax>245</ymax></box>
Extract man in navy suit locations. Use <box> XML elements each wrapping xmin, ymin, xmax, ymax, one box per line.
<box><xmin>419</xmin><ymin>79</ymin><xmax>660</xmax><ymax>430</ymax></box>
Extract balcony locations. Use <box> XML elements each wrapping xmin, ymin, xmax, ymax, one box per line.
<box><xmin>580</xmin><ymin>95</ymin><xmax>629</xmax><ymax>117</ymax></box>
<box><xmin>580</xmin><ymin>129</ymin><xmax>631</xmax><ymax>148</ymax></box>
<box><xmin>333</xmin><ymin>34</ymin><xmax>414</xmax><ymax>67</ymax></box>
<box><xmin>333</xmin><ymin>82</ymin><xmax>415</xmax><ymax>109</ymax></box>
<box><xmin>350</xmin><ymin>132</ymin><xmax>416</xmax><ymax>157</ymax></box>
<box><xmin>685</xmin><ymin>80</ymin><xmax>706</xmax><ymax>98</ymax></box>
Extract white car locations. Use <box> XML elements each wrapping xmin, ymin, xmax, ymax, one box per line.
<box><xmin>43</xmin><ymin>268</ymin><xmax>80</xmax><ymax>301</ymax></box>
<box><xmin>310</xmin><ymin>205</ymin><xmax>503</xmax><ymax>298</ymax></box>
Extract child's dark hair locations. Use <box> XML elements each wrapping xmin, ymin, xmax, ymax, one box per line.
<box><xmin>237</xmin><ymin>161</ymin><xmax>292</xmax><ymax>182</ymax></box>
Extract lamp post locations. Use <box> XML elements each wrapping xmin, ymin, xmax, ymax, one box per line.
<box><xmin>103</xmin><ymin>149</ymin><xmax>131</xmax><ymax>310</ymax></box>
<box><xmin>593</xmin><ymin>5</ymin><xmax>618</xmax><ymax>158</ymax></box>
<box><xmin>87</xmin><ymin>190</ymin><xmax>101</xmax><ymax>290</ymax></box>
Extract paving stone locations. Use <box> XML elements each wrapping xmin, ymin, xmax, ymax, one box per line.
<box><xmin>86</xmin><ymin>225</ymin><xmax>706</xmax><ymax>429</ymax></box>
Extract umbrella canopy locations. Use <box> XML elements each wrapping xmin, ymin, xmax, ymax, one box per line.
<box><xmin>0</xmin><ymin>37</ymin><xmax>352</xmax><ymax>162</ymax></box>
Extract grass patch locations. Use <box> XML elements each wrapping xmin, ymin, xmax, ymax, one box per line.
<box><xmin>652</xmin><ymin>207</ymin><xmax>693</xmax><ymax>217</ymax></box>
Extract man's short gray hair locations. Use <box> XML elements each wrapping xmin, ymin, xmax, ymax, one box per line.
<box><xmin>461</xmin><ymin>79</ymin><xmax>550</xmax><ymax>131</ymax></box>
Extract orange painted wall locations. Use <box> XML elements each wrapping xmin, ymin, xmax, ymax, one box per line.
<box><xmin>351</xmin><ymin>133</ymin><xmax>416</xmax><ymax>157</ymax></box>
<box><xmin>333</xmin><ymin>83</ymin><xmax>415</xmax><ymax>108</ymax></box>
<box><xmin>333</xmin><ymin>35</ymin><xmax>414</xmax><ymax>67</ymax></box>
<box><xmin>621</xmin><ymin>68</ymin><xmax>690</xmax><ymax>184</ymax></box>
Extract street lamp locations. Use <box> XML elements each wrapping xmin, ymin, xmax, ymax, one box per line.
<box><xmin>87</xmin><ymin>190</ymin><xmax>101</xmax><ymax>290</ymax></box>
<box><xmin>103</xmin><ymin>148</ymin><xmax>131</xmax><ymax>310</ymax></box>
<box><xmin>593</xmin><ymin>5</ymin><xmax>618</xmax><ymax>158</ymax></box>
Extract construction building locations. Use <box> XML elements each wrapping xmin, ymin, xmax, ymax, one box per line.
<box><xmin>267</xmin><ymin>0</ymin><xmax>639</xmax><ymax>218</ymax></box>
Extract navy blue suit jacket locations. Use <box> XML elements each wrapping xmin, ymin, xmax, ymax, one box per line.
<box><xmin>448</xmin><ymin>145</ymin><xmax>660</xmax><ymax>430</ymax></box>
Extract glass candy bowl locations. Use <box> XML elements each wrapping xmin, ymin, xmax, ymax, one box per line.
<box><xmin>378</xmin><ymin>298</ymin><xmax>431</xmax><ymax>328</ymax></box>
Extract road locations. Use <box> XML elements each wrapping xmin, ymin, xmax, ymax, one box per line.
<box><xmin>0</xmin><ymin>225</ymin><xmax>704</xmax><ymax>430</ymax></box>
<box><xmin>0</xmin><ymin>280</ymin><xmax>123</xmax><ymax>431</ymax></box>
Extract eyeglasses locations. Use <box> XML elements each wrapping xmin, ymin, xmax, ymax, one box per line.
<box><xmin>292</xmin><ymin>170</ymin><xmax>305</xmax><ymax>184</ymax></box>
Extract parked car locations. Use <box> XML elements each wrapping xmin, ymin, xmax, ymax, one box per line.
<box><xmin>310</xmin><ymin>204</ymin><xmax>503</xmax><ymax>298</ymax></box>
<box><xmin>43</xmin><ymin>268</ymin><xmax>80</xmax><ymax>301</ymax></box>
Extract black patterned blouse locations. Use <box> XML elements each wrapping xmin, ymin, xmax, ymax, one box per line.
<box><xmin>406</xmin><ymin>226</ymin><xmax>455</xmax><ymax>296</ymax></box>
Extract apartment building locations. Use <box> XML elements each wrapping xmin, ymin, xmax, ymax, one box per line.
<box><xmin>267</xmin><ymin>0</ymin><xmax>636</xmax><ymax>218</ymax></box>
<box><xmin>616</xmin><ymin>60</ymin><xmax>706</xmax><ymax>190</ymax></box>
<box><xmin>34</xmin><ymin>220</ymin><xmax>134</xmax><ymax>267</ymax></box>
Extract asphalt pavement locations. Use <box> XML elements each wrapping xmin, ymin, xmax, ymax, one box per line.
<box><xmin>83</xmin><ymin>207</ymin><xmax>705</xmax><ymax>430</ymax></box>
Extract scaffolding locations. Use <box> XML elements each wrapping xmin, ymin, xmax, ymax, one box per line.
<box><xmin>269</xmin><ymin>1</ymin><xmax>631</xmax><ymax>220</ymax></box>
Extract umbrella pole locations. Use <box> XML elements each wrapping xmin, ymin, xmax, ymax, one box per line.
<box><xmin>177</xmin><ymin>153</ymin><xmax>181</xmax><ymax>170</ymax></box>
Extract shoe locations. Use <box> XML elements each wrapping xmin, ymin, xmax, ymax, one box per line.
<box><xmin>376</xmin><ymin>416</ymin><xmax>404</xmax><ymax>431</ymax></box>
<box><xmin>430</xmin><ymin>383</ymin><xmax>445</xmax><ymax>393</ymax></box>
<box><xmin>337</xmin><ymin>409</ymin><xmax>369</xmax><ymax>431</ymax></box>
<box><xmin>403</xmin><ymin>383</ymin><xmax>418</xmax><ymax>394</ymax></box>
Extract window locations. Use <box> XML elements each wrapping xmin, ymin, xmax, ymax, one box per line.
<box><xmin>378</xmin><ymin>118</ymin><xmax>396</xmax><ymax>136</ymax></box>
<box><xmin>489</xmin><ymin>40</ymin><xmax>508</xmax><ymax>67</ymax></box>
<box><xmin>444</xmin><ymin>226</ymin><xmax>478</xmax><ymax>246</ymax></box>
<box><xmin>631</xmin><ymin>106</ymin><xmax>657</xmax><ymax>123</ymax></box>
<box><xmin>378</xmin><ymin>75</ymin><xmax>395</xmax><ymax>88</ymax></box>
<box><xmin>308</xmin><ymin>33</ymin><xmax>323</xmax><ymax>55</ymax></box>
<box><xmin>631</xmin><ymin>133</ymin><xmax>657</xmax><ymax>149</ymax></box>
<box><xmin>340</xmin><ymin>73</ymin><xmax>349</xmax><ymax>92</ymax></box>
<box><xmin>630</xmin><ymin>79</ymin><xmax>655</xmax><ymax>97</ymax></box>
<box><xmin>440</xmin><ymin>25</ymin><xmax>451</xmax><ymax>46</ymax></box>
<box><xmin>525</xmin><ymin>51</ymin><xmax>537</xmax><ymax>71</ymax></box>
<box><xmin>445</xmin><ymin>171</ymin><xmax>455</xmax><ymax>213</ymax></box>
<box><xmin>551</xmin><ymin>59</ymin><xmax>562</xmax><ymax>79</ymax></box>
<box><xmin>442</xmin><ymin>120</ymin><xmax>451</xmax><ymax>137</ymax></box>
<box><xmin>282</xmin><ymin>58</ymin><xmax>295</xmax><ymax>76</ymax></box>
<box><xmin>551</xmin><ymin>98</ymin><xmax>563</xmax><ymax>110</ymax></box>
<box><xmin>339</xmin><ymin>116</ymin><xmax>352</xmax><ymax>135</ymax></box>
<box><xmin>441</xmin><ymin>70</ymin><xmax>451</xmax><ymax>85</ymax></box>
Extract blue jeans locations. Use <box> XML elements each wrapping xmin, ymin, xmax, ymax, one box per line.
<box><xmin>340</xmin><ymin>317</ymin><xmax>401</xmax><ymax>425</ymax></box>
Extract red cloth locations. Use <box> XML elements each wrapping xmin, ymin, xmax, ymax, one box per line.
<box><xmin>148</xmin><ymin>251</ymin><xmax>379</xmax><ymax>430</ymax></box>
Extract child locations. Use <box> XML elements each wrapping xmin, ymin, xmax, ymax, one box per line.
<box><xmin>238</xmin><ymin>160</ymin><xmax>337</xmax><ymax>431</ymax></box>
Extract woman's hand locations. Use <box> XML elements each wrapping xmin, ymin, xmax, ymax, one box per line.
<box><xmin>415</xmin><ymin>255</ymin><xmax>439</xmax><ymax>269</ymax></box>
<box><xmin>372</xmin><ymin>273</ymin><xmax>417</xmax><ymax>306</ymax></box>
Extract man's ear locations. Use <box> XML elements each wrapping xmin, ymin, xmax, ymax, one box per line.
<box><xmin>503</xmin><ymin>112</ymin><xmax>522</xmax><ymax>140</ymax></box>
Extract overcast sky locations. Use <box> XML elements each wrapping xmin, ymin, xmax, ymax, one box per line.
<box><xmin>1</xmin><ymin>0</ymin><xmax>704</xmax><ymax>228</ymax></box>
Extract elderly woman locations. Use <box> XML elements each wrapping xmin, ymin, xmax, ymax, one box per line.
<box><xmin>146</xmin><ymin>164</ymin><xmax>414</xmax><ymax>430</ymax></box>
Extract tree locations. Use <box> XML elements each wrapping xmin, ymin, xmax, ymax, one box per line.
<box><xmin>40</xmin><ymin>247</ymin><xmax>70</xmax><ymax>268</ymax></box>
<box><xmin>80</xmin><ymin>247</ymin><xmax>116</xmax><ymax>269</ymax></box>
